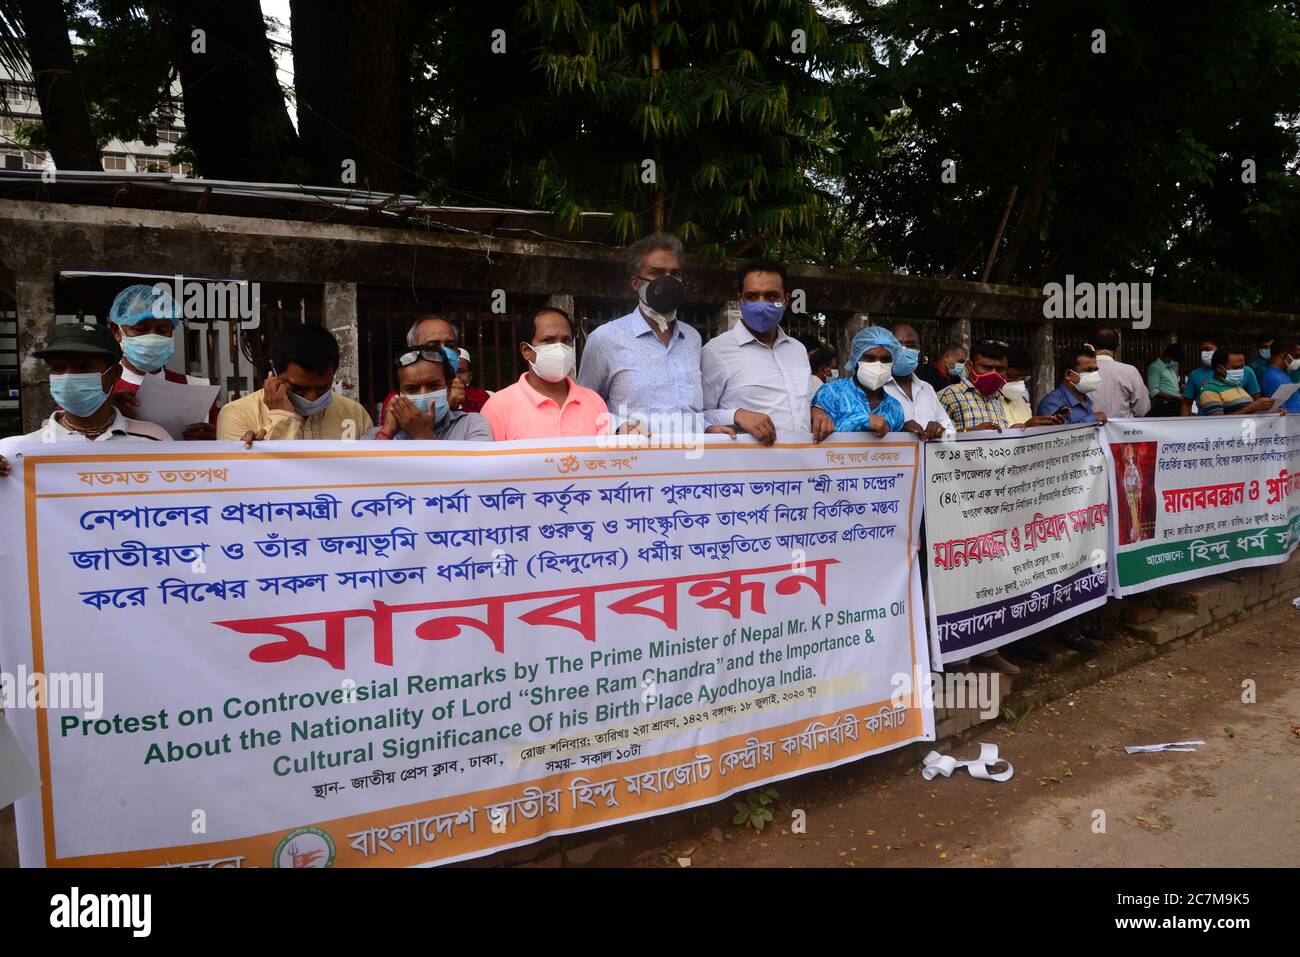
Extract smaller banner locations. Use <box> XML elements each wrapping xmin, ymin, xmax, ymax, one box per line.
<box><xmin>925</xmin><ymin>425</ymin><xmax>1110</xmax><ymax>664</ymax></box>
<box><xmin>1102</xmin><ymin>415</ymin><xmax>1300</xmax><ymax>595</ymax></box>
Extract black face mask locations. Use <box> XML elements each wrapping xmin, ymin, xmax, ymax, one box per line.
<box><xmin>636</xmin><ymin>274</ymin><xmax>685</xmax><ymax>314</ymax></box>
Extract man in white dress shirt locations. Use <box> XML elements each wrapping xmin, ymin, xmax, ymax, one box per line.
<box><xmin>702</xmin><ymin>259</ymin><xmax>831</xmax><ymax>444</ymax></box>
<box><xmin>884</xmin><ymin>322</ymin><xmax>953</xmax><ymax>439</ymax></box>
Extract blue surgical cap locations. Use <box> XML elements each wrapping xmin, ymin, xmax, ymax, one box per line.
<box><xmin>108</xmin><ymin>283</ymin><xmax>180</xmax><ymax>327</ymax></box>
<box><xmin>848</xmin><ymin>325</ymin><xmax>901</xmax><ymax>368</ymax></box>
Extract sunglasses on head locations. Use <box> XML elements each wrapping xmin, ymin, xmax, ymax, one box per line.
<box><xmin>396</xmin><ymin>347</ymin><xmax>456</xmax><ymax>369</ymax></box>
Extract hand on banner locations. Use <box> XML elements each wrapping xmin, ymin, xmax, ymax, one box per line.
<box><xmin>733</xmin><ymin>409</ymin><xmax>776</xmax><ymax>445</ymax></box>
<box><xmin>239</xmin><ymin>429</ymin><xmax>267</xmax><ymax>449</ymax></box>
<box><xmin>617</xmin><ymin>420</ymin><xmax>650</xmax><ymax>437</ymax></box>
<box><xmin>704</xmin><ymin>424</ymin><xmax>738</xmax><ymax>439</ymax></box>
<box><xmin>811</xmin><ymin>406</ymin><xmax>834</xmax><ymax>443</ymax></box>
<box><xmin>868</xmin><ymin>413</ymin><xmax>888</xmax><ymax>437</ymax></box>
<box><xmin>967</xmin><ymin>420</ymin><xmax>1002</xmax><ymax>433</ymax></box>
<box><xmin>182</xmin><ymin>422</ymin><xmax>217</xmax><ymax>441</ymax></box>
<box><xmin>1022</xmin><ymin>413</ymin><xmax>1065</xmax><ymax>428</ymax></box>
<box><xmin>1094</xmin><ymin>411</ymin><xmax>1109</xmax><ymax>425</ymax></box>
<box><xmin>0</xmin><ymin>454</ymin><xmax>9</xmax><ymax>477</ymax></box>
<box><xmin>389</xmin><ymin>394</ymin><xmax>439</xmax><ymax>439</ymax></box>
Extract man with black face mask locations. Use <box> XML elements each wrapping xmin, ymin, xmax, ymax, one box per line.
<box><xmin>578</xmin><ymin>232</ymin><xmax>729</xmax><ymax>440</ymax></box>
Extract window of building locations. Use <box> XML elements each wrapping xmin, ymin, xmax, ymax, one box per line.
<box><xmin>3</xmin><ymin>153</ymin><xmax>22</xmax><ymax>170</ymax></box>
<box><xmin>102</xmin><ymin>154</ymin><xmax>128</xmax><ymax>171</ymax></box>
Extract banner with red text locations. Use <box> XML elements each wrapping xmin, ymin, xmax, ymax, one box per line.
<box><xmin>0</xmin><ymin>433</ymin><xmax>931</xmax><ymax>868</ymax></box>
<box><xmin>924</xmin><ymin>424</ymin><xmax>1111</xmax><ymax>664</ymax></box>
<box><xmin>1102</xmin><ymin>415</ymin><xmax>1300</xmax><ymax>595</ymax></box>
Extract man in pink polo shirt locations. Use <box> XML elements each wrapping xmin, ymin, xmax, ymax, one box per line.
<box><xmin>483</xmin><ymin>306</ymin><xmax>611</xmax><ymax>440</ymax></box>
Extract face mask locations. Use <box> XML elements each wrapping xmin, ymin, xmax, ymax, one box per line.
<box><xmin>856</xmin><ymin>360</ymin><xmax>891</xmax><ymax>391</ymax></box>
<box><xmin>739</xmin><ymin>300</ymin><xmax>785</xmax><ymax>334</ymax></box>
<box><xmin>1073</xmin><ymin>370</ymin><xmax>1102</xmax><ymax>393</ymax></box>
<box><xmin>528</xmin><ymin>342</ymin><xmax>576</xmax><ymax>383</ymax></box>
<box><xmin>407</xmin><ymin>389</ymin><xmax>449</xmax><ymax>423</ymax></box>
<box><xmin>828</xmin><ymin>368</ymin><xmax>839</xmax><ymax>379</ymax></box>
<box><xmin>950</xmin><ymin>362</ymin><xmax>966</xmax><ymax>378</ymax></box>
<box><xmin>1288</xmin><ymin>357</ymin><xmax>1300</xmax><ymax>373</ymax></box>
<box><xmin>970</xmin><ymin>370</ymin><xmax>1007</xmax><ymax>397</ymax></box>
<box><xmin>1166</xmin><ymin>359</ymin><xmax>1178</xmax><ymax>370</ymax></box>
<box><xmin>1260</xmin><ymin>349</ymin><xmax>1272</xmax><ymax>360</ymax></box>
<box><xmin>1001</xmin><ymin>380</ymin><xmax>1028</xmax><ymax>401</ymax></box>
<box><xmin>893</xmin><ymin>347</ymin><xmax>919</xmax><ymax>377</ymax></box>
<box><xmin>51</xmin><ymin>371</ymin><xmax>112</xmax><ymax>417</ymax></box>
<box><xmin>636</xmin><ymin>275</ymin><xmax>685</xmax><ymax>329</ymax></box>
<box><xmin>1201</xmin><ymin>350</ymin><xmax>1214</xmax><ymax>367</ymax></box>
<box><xmin>289</xmin><ymin>390</ymin><xmax>333</xmax><ymax>418</ymax></box>
<box><xmin>120</xmin><ymin>333</ymin><xmax>175</xmax><ymax>373</ymax></box>
<box><xmin>1223</xmin><ymin>368</ymin><xmax>1245</xmax><ymax>385</ymax></box>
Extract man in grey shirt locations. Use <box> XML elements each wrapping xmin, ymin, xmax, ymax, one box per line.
<box><xmin>1089</xmin><ymin>327</ymin><xmax>1151</xmax><ymax>419</ymax></box>
<box><xmin>365</xmin><ymin>345</ymin><xmax>492</xmax><ymax>441</ymax></box>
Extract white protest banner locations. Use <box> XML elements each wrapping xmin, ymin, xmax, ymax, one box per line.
<box><xmin>925</xmin><ymin>424</ymin><xmax>1110</xmax><ymax>665</ymax></box>
<box><xmin>1102</xmin><ymin>415</ymin><xmax>1300</xmax><ymax>595</ymax></box>
<box><xmin>0</xmin><ymin>434</ymin><xmax>932</xmax><ymax>868</ymax></box>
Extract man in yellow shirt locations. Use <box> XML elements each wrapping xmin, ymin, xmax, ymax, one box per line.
<box><xmin>217</xmin><ymin>324</ymin><xmax>372</xmax><ymax>445</ymax></box>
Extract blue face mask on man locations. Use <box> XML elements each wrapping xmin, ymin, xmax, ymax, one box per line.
<box><xmin>50</xmin><ymin>371</ymin><xmax>112</xmax><ymax>417</ymax></box>
<box><xmin>120</xmin><ymin>333</ymin><xmax>175</xmax><ymax>373</ymax></box>
<box><xmin>893</xmin><ymin>347</ymin><xmax>920</xmax><ymax>377</ymax></box>
<box><xmin>289</xmin><ymin>390</ymin><xmax>333</xmax><ymax>418</ymax></box>
<box><xmin>406</xmin><ymin>389</ymin><xmax>449</xmax><ymax>423</ymax></box>
<box><xmin>739</xmin><ymin>300</ymin><xmax>785</xmax><ymax>334</ymax></box>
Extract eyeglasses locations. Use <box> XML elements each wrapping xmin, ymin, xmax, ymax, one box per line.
<box><xmin>396</xmin><ymin>348</ymin><xmax>451</xmax><ymax>368</ymax></box>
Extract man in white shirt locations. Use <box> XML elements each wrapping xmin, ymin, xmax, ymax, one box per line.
<box><xmin>1089</xmin><ymin>327</ymin><xmax>1151</xmax><ymax>419</ymax></box>
<box><xmin>702</xmin><ymin>259</ymin><xmax>828</xmax><ymax>443</ymax></box>
<box><xmin>0</xmin><ymin>323</ymin><xmax>169</xmax><ymax>477</ymax></box>
<box><xmin>884</xmin><ymin>322</ymin><xmax>953</xmax><ymax>438</ymax></box>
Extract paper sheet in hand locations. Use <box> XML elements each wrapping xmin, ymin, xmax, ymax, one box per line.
<box><xmin>133</xmin><ymin>373</ymin><xmax>218</xmax><ymax>439</ymax></box>
<box><xmin>1267</xmin><ymin>382</ymin><xmax>1300</xmax><ymax>408</ymax></box>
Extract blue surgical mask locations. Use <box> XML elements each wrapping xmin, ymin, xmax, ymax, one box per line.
<box><xmin>1260</xmin><ymin>349</ymin><xmax>1271</xmax><ymax>360</ymax></box>
<box><xmin>50</xmin><ymin>371</ymin><xmax>112</xmax><ymax>417</ymax></box>
<box><xmin>893</xmin><ymin>347</ymin><xmax>919</xmax><ymax>377</ymax></box>
<box><xmin>289</xmin><ymin>390</ymin><xmax>333</xmax><ymax>418</ymax></box>
<box><xmin>739</xmin><ymin>300</ymin><xmax>785</xmax><ymax>334</ymax></box>
<box><xmin>950</xmin><ymin>362</ymin><xmax>966</xmax><ymax>378</ymax></box>
<box><xmin>1224</xmin><ymin>369</ymin><xmax>1245</xmax><ymax>385</ymax></box>
<box><xmin>407</xmin><ymin>389</ymin><xmax>449</xmax><ymax>423</ymax></box>
<box><xmin>120</xmin><ymin>333</ymin><xmax>175</xmax><ymax>373</ymax></box>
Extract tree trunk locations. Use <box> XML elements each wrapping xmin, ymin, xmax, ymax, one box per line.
<box><xmin>160</xmin><ymin>0</ymin><xmax>300</xmax><ymax>182</ymax></box>
<box><xmin>17</xmin><ymin>0</ymin><xmax>99</xmax><ymax>170</ymax></box>
<box><xmin>994</xmin><ymin>36</ymin><xmax>1066</xmax><ymax>285</ymax></box>
<box><xmin>290</xmin><ymin>0</ymin><xmax>411</xmax><ymax>194</ymax></box>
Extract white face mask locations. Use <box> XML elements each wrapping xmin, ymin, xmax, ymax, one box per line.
<box><xmin>856</xmin><ymin>360</ymin><xmax>891</xmax><ymax>391</ymax></box>
<box><xmin>828</xmin><ymin>368</ymin><xmax>840</xmax><ymax>379</ymax></box>
<box><xmin>1288</xmin><ymin>356</ymin><xmax>1300</xmax><ymax>373</ymax></box>
<box><xmin>1201</xmin><ymin>350</ymin><xmax>1214</xmax><ymax>367</ymax></box>
<box><xmin>1001</xmin><ymin>379</ymin><xmax>1028</xmax><ymax>401</ymax></box>
<box><xmin>528</xmin><ymin>342</ymin><xmax>576</xmax><ymax>383</ymax></box>
<box><xmin>1073</xmin><ymin>370</ymin><xmax>1102</xmax><ymax>394</ymax></box>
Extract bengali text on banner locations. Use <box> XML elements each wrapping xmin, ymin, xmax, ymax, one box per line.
<box><xmin>0</xmin><ymin>434</ymin><xmax>932</xmax><ymax>868</ymax></box>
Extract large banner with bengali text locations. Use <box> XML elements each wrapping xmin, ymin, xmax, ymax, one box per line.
<box><xmin>1101</xmin><ymin>415</ymin><xmax>1300</xmax><ymax>595</ymax></box>
<box><xmin>0</xmin><ymin>434</ymin><xmax>932</xmax><ymax>868</ymax></box>
<box><xmin>924</xmin><ymin>424</ymin><xmax>1110</xmax><ymax>664</ymax></box>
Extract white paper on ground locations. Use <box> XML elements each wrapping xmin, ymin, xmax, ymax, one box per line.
<box><xmin>0</xmin><ymin>714</ymin><xmax>39</xmax><ymax>810</ymax></box>
<box><xmin>133</xmin><ymin>373</ymin><xmax>219</xmax><ymax>439</ymax></box>
<box><xmin>1124</xmin><ymin>740</ymin><xmax>1206</xmax><ymax>754</ymax></box>
<box><xmin>921</xmin><ymin>742</ymin><xmax>1014</xmax><ymax>782</ymax></box>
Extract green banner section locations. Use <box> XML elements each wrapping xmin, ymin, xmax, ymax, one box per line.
<box><xmin>1118</xmin><ymin>519</ymin><xmax>1300</xmax><ymax>586</ymax></box>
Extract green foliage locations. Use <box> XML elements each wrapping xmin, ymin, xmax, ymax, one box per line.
<box><xmin>732</xmin><ymin>786</ymin><xmax>778</xmax><ymax>831</ymax></box>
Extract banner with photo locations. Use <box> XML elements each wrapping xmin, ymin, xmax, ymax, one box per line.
<box><xmin>1102</xmin><ymin>415</ymin><xmax>1300</xmax><ymax>595</ymax></box>
<box><xmin>924</xmin><ymin>425</ymin><xmax>1111</xmax><ymax>665</ymax></box>
<box><xmin>0</xmin><ymin>434</ymin><xmax>931</xmax><ymax>868</ymax></box>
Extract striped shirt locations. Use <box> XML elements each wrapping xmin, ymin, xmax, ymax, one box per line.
<box><xmin>937</xmin><ymin>381</ymin><xmax>1010</xmax><ymax>431</ymax></box>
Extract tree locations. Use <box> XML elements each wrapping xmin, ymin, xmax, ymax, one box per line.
<box><xmin>290</xmin><ymin>0</ymin><xmax>413</xmax><ymax>194</ymax></box>
<box><xmin>0</xmin><ymin>0</ymin><xmax>100</xmax><ymax>170</ymax></box>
